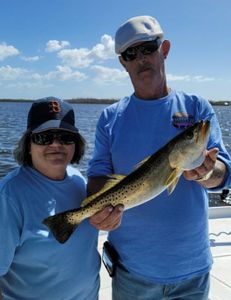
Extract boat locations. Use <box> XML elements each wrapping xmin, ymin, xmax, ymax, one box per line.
<box><xmin>209</xmin><ymin>189</ymin><xmax>231</xmax><ymax>207</ymax></box>
<box><xmin>98</xmin><ymin>189</ymin><xmax>231</xmax><ymax>300</ymax></box>
<box><xmin>208</xmin><ymin>189</ymin><xmax>231</xmax><ymax>300</ymax></box>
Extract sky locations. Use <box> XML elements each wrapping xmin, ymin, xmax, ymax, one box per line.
<box><xmin>0</xmin><ymin>0</ymin><xmax>230</xmax><ymax>101</ymax></box>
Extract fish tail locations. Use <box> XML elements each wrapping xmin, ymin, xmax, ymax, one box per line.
<box><xmin>43</xmin><ymin>211</ymin><xmax>80</xmax><ymax>244</ymax></box>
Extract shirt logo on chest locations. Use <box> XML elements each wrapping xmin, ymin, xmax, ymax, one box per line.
<box><xmin>172</xmin><ymin>112</ymin><xmax>195</xmax><ymax>129</ymax></box>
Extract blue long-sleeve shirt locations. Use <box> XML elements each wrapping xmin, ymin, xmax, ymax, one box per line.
<box><xmin>88</xmin><ymin>90</ymin><xmax>231</xmax><ymax>283</ymax></box>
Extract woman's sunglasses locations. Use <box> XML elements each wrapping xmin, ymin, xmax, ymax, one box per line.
<box><xmin>31</xmin><ymin>131</ymin><xmax>77</xmax><ymax>145</ymax></box>
<box><xmin>121</xmin><ymin>38</ymin><xmax>162</xmax><ymax>62</ymax></box>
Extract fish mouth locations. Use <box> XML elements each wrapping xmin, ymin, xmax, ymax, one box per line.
<box><xmin>201</xmin><ymin>120</ymin><xmax>210</xmax><ymax>140</ymax></box>
<box><xmin>197</xmin><ymin>120</ymin><xmax>210</xmax><ymax>143</ymax></box>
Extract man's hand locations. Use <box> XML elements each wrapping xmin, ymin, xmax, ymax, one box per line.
<box><xmin>183</xmin><ymin>148</ymin><xmax>227</xmax><ymax>188</ymax></box>
<box><xmin>89</xmin><ymin>204</ymin><xmax>124</xmax><ymax>231</ymax></box>
<box><xmin>184</xmin><ymin>148</ymin><xmax>219</xmax><ymax>181</ymax></box>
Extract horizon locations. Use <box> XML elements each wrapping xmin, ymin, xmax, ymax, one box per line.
<box><xmin>0</xmin><ymin>98</ymin><xmax>230</xmax><ymax>105</ymax></box>
<box><xmin>0</xmin><ymin>0</ymin><xmax>230</xmax><ymax>101</ymax></box>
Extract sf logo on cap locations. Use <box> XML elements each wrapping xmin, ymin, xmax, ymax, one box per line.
<box><xmin>48</xmin><ymin>101</ymin><xmax>61</xmax><ymax>113</ymax></box>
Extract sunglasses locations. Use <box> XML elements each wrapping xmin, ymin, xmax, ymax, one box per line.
<box><xmin>31</xmin><ymin>131</ymin><xmax>77</xmax><ymax>145</ymax></box>
<box><xmin>121</xmin><ymin>39</ymin><xmax>162</xmax><ymax>62</ymax></box>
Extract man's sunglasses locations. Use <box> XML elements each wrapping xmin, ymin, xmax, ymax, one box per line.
<box><xmin>31</xmin><ymin>131</ymin><xmax>77</xmax><ymax>145</ymax></box>
<box><xmin>121</xmin><ymin>38</ymin><xmax>162</xmax><ymax>62</ymax></box>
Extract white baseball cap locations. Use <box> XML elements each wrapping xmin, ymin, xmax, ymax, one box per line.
<box><xmin>115</xmin><ymin>15</ymin><xmax>164</xmax><ymax>54</ymax></box>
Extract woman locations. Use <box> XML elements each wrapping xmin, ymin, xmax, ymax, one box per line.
<box><xmin>0</xmin><ymin>97</ymin><xmax>100</xmax><ymax>300</ymax></box>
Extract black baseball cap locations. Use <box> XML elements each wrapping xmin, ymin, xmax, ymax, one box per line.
<box><xmin>27</xmin><ymin>96</ymin><xmax>79</xmax><ymax>133</ymax></box>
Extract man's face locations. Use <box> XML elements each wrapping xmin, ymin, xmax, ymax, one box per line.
<box><xmin>119</xmin><ymin>40</ymin><xmax>170</xmax><ymax>87</ymax></box>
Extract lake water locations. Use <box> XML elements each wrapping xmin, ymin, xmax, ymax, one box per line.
<box><xmin>0</xmin><ymin>101</ymin><xmax>230</xmax><ymax>204</ymax></box>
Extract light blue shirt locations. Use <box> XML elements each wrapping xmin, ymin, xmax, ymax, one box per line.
<box><xmin>88</xmin><ymin>90</ymin><xmax>231</xmax><ymax>283</ymax></box>
<box><xmin>0</xmin><ymin>166</ymin><xmax>100</xmax><ymax>300</ymax></box>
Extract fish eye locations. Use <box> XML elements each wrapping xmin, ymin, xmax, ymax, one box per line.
<box><xmin>185</xmin><ymin>132</ymin><xmax>194</xmax><ymax>139</ymax></box>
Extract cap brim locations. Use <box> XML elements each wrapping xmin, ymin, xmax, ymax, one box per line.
<box><xmin>31</xmin><ymin>120</ymin><xmax>79</xmax><ymax>133</ymax></box>
<box><xmin>116</xmin><ymin>35</ymin><xmax>163</xmax><ymax>54</ymax></box>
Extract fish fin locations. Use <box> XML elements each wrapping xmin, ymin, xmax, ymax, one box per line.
<box><xmin>133</xmin><ymin>156</ymin><xmax>151</xmax><ymax>170</ymax></box>
<box><xmin>81</xmin><ymin>196</ymin><xmax>96</xmax><ymax>207</ymax></box>
<box><xmin>165</xmin><ymin>168</ymin><xmax>181</xmax><ymax>195</ymax></box>
<box><xmin>167</xmin><ymin>176</ymin><xmax>180</xmax><ymax>194</ymax></box>
<box><xmin>108</xmin><ymin>174</ymin><xmax>126</xmax><ymax>181</ymax></box>
<box><xmin>80</xmin><ymin>174</ymin><xmax>126</xmax><ymax>207</ymax></box>
<box><xmin>43</xmin><ymin>211</ymin><xmax>80</xmax><ymax>244</ymax></box>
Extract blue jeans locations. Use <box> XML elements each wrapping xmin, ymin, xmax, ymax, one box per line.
<box><xmin>112</xmin><ymin>267</ymin><xmax>210</xmax><ymax>300</ymax></box>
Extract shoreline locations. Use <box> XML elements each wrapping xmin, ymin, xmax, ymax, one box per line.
<box><xmin>0</xmin><ymin>98</ymin><xmax>118</xmax><ymax>104</ymax></box>
<box><xmin>0</xmin><ymin>98</ymin><xmax>230</xmax><ymax>106</ymax></box>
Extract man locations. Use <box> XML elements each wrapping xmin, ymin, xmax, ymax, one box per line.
<box><xmin>88</xmin><ymin>16</ymin><xmax>231</xmax><ymax>300</ymax></box>
<box><xmin>0</xmin><ymin>97</ymin><xmax>100</xmax><ymax>300</ymax></box>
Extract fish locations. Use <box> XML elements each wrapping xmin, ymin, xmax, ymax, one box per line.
<box><xmin>43</xmin><ymin>120</ymin><xmax>210</xmax><ymax>243</ymax></box>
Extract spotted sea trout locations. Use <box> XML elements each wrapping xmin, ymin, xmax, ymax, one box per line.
<box><xmin>43</xmin><ymin>120</ymin><xmax>210</xmax><ymax>243</ymax></box>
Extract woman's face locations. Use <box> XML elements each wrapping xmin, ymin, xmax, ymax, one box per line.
<box><xmin>30</xmin><ymin>130</ymin><xmax>76</xmax><ymax>180</ymax></box>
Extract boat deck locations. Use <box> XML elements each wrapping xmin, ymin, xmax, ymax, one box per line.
<box><xmin>209</xmin><ymin>207</ymin><xmax>231</xmax><ymax>300</ymax></box>
<box><xmin>98</xmin><ymin>206</ymin><xmax>231</xmax><ymax>300</ymax></box>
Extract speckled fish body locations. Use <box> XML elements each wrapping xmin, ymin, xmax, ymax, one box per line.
<box><xmin>43</xmin><ymin>120</ymin><xmax>210</xmax><ymax>243</ymax></box>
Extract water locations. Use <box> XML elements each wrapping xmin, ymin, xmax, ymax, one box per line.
<box><xmin>0</xmin><ymin>101</ymin><xmax>230</xmax><ymax>204</ymax></box>
<box><xmin>0</xmin><ymin>102</ymin><xmax>107</xmax><ymax>178</ymax></box>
